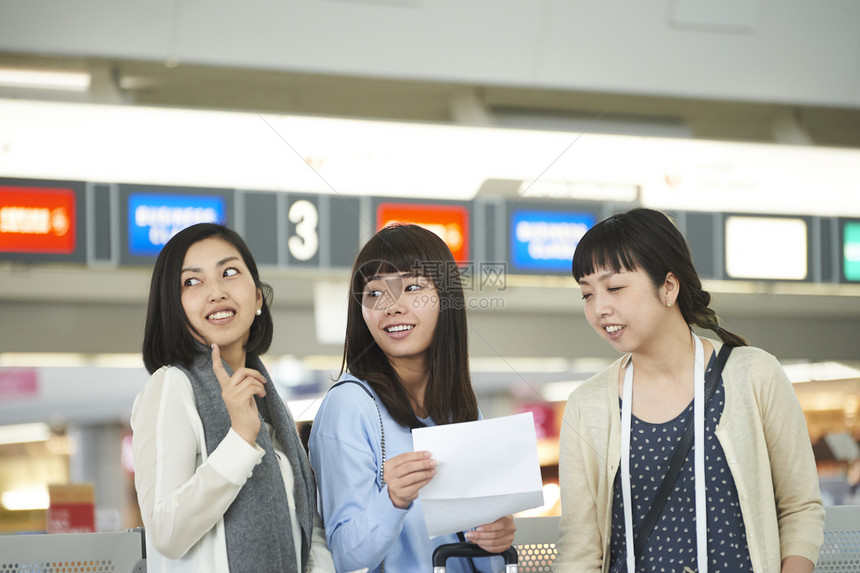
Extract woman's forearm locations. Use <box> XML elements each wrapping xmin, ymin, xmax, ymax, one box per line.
<box><xmin>781</xmin><ymin>555</ymin><xmax>814</xmax><ymax>573</ymax></box>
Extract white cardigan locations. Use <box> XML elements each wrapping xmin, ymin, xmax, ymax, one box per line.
<box><xmin>131</xmin><ymin>366</ymin><xmax>334</xmax><ymax>572</ymax></box>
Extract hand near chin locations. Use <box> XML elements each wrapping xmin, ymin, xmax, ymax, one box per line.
<box><xmin>211</xmin><ymin>343</ymin><xmax>267</xmax><ymax>445</ymax></box>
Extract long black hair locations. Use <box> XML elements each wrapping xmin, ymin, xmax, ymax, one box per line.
<box><xmin>341</xmin><ymin>224</ymin><xmax>479</xmax><ymax>428</ymax></box>
<box><xmin>142</xmin><ymin>223</ymin><xmax>274</xmax><ymax>374</ymax></box>
<box><xmin>572</xmin><ymin>208</ymin><xmax>747</xmax><ymax>347</ymax></box>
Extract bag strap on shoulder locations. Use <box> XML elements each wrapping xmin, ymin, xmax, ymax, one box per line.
<box><xmin>632</xmin><ymin>344</ymin><xmax>734</xmax><ymax>559</ymax></box>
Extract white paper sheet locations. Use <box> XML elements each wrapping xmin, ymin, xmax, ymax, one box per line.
<box><xmin>411</xmin><ymin>412</ymin><xmax>545</xmax><ymax>537</ymax></box>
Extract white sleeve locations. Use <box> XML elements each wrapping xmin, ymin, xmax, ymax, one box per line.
<box><xmin>307</xmin><ymin>511</ymin><xmax>337</xmax><ymax>573</ymax></box>
<box><xmin>131</xmin><ymin>367</ymin><xmax>264</xmax><ymax>559</ymax></box>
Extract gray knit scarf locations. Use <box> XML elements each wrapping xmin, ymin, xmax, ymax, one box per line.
<box><xmin>179</xmin><ymin>349</ymin><xmax>314</xmax><ymax>572</ymax></box>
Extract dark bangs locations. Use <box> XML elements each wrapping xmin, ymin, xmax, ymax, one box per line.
<box><xmin>572</xmin><ymin>216</ymin><xmax>641</xmax><ymax>282</ymax></box>
<box><xmin>352</xmin><ymin>225</ymin><xmax>455</xmax><ymax>292</ymax></box>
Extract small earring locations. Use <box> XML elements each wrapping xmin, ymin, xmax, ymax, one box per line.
<box><xmin>667</xmin><ymin>301</ymin><xmax>673</xmax><ymax>307</ymax></box>
<box><xmin>255</xmin><ymin>308</ymin><xmax>262</xmax><ymax>316</ymax></box>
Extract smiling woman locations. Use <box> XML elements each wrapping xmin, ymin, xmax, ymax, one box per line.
<box><xmin>308</xmin><ymin>224</ymin><xmax>516</xmax><ymax>573</ymax></box>
<box><xmin>131</xmin><ymin>223</ymin><xmax>334</xmax><ymax>573</ymax></box>
<box><xmin>360</xmin><ymin>271</ymin><xmax>439</xmax><ymax>397</ymax></box>
<box><xmin>556</xmin><ymin>209</ymin><xmax>824</xmax><ymax>573</ymax></box>
<box><xmin>178</xmin><ymin>237</ymin><xmax>263</xmax><ymax>373</ymax></box>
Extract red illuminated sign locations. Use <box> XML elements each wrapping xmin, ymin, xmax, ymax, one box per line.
<box><xmin>376</xmin><ymin>203</ymin><xmax>469</xmax><ymax>263</ymax></box>
<box><xmin>0</xmin><ymin>186</ymin><xmax>76</xmax><ymax>254</ymax></box>
<box><xmin>47</xmin><ymin>484</ymin><xmax>96</xmax><ymax>534</ymax></box>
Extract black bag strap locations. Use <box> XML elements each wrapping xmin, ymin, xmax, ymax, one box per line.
<box><xmin>631</xmin><ymin>343</ymin><xmax>734</xmax><ymax>560</ymax></box>
<box><xmin>455</xmin><ymin>531</ymin><xmax>479</xmax><ymax>572</ymax></box>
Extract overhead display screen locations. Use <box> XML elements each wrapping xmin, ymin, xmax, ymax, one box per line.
<box><xmin>0</xmin><ymin>186</ymin><xmax>76</xmax><ymax>254</ymax></box>
<box><xmin>1</xmin><ymin>176</ymin><xmax>853</xmax><ymax>290</ymax></box>
<box><xmin>128</xmin><ymin>192</ymin><xmax>226</xmax><ymax>256</ymax></box>
<box><xmin>843</xmin><ymin>220</ymin><xmax>860</xmax><ymax>282</ymax></box>
<box><xmin>510</xmin><ymin>209</ymin><xmax>595</xmax><ymax>273</ymax></box>
<box><xmin>725</xmin><ymin>216</ymin><xmax>808</xmax><ymax>280</ymax></box>
<box><xmin>376</xmin><ymin>202</ymin><xmax>470</xmax><ymax>264</ymax></box>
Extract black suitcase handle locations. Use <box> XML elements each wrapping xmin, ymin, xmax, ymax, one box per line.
<box><xmin>432</xmin><ymin>542</ymin><xmax>518</xmax><ymax>568</ymax></box>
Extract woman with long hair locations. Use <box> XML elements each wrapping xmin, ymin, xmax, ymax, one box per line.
<box><xmin>309</xmin><ymin>224</ymin><xmax>515</xmax><ymax>572</ymax></box>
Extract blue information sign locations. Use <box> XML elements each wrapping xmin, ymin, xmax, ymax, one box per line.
<box><xmin>128</xmin><ymin>193</ymin><xmax>226</xmax><ymax>256</ymax></box>
<box><xmin>510</xmin><ymin>210</ymin><xmax>595</xmax><ymax>273</ymax></box>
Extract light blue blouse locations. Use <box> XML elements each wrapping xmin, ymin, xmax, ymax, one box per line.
<box><xmin>309</xmin><ymin>373</ymin><xmax>501</xmax><ymax>573</ymax></box>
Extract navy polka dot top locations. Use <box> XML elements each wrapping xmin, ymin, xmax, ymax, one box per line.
<box><xmin>608</xmin><ymin>359</ymin><xmax>752</xmax><ymax>572</ymax></box>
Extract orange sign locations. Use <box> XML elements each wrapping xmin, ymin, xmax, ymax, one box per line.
<box><xmin>0</xmin><ymin>186</ymin><xmax>76</xmax><ymax>254</ymax></box>
<box><xmin>376</xmin><ymin>203</ymin><xmax>469</xmax><ymax>263</ymax></box>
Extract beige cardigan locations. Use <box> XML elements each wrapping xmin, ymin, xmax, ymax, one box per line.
<box><xmin>555</xmin><ymin>339</ymin><xmax>824</xmax><ymax>573</ymax></box>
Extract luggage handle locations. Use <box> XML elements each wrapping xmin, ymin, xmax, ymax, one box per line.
<box><xmin>432</xmin><ymin>542</ymin><xmax>518</xmax><ymax>572</ymax></box>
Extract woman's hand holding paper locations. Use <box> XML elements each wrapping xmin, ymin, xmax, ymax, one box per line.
<box><xmin>383</xmin><ymin>451</ymin><xmax>437</xmax><ymax>509</ymax></box>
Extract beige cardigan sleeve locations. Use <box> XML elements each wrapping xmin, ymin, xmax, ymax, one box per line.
<box><xmin>712</xmin><ymin>341</ymin><xmax>824</xmax><ymax>568</ymax></box>
<box><xmin>555</xmin><ymin>362</ymin><xmax>622</xmax><ymax>573</ymax></box>
<box><xmin>753</xmin><ymin>350</ymin><xmax>824</xmax><ymax>563</ymax></box>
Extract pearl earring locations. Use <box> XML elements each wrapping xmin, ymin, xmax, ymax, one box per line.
<box><xmin>255</xmin><ymin>308</ymin><xmax>262</xmax><ymax>316</ymax></box>
<box><xmin>667</xmin><ymin>301</ymin><xmax>673</xmax><ymax>307</ymax></box>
